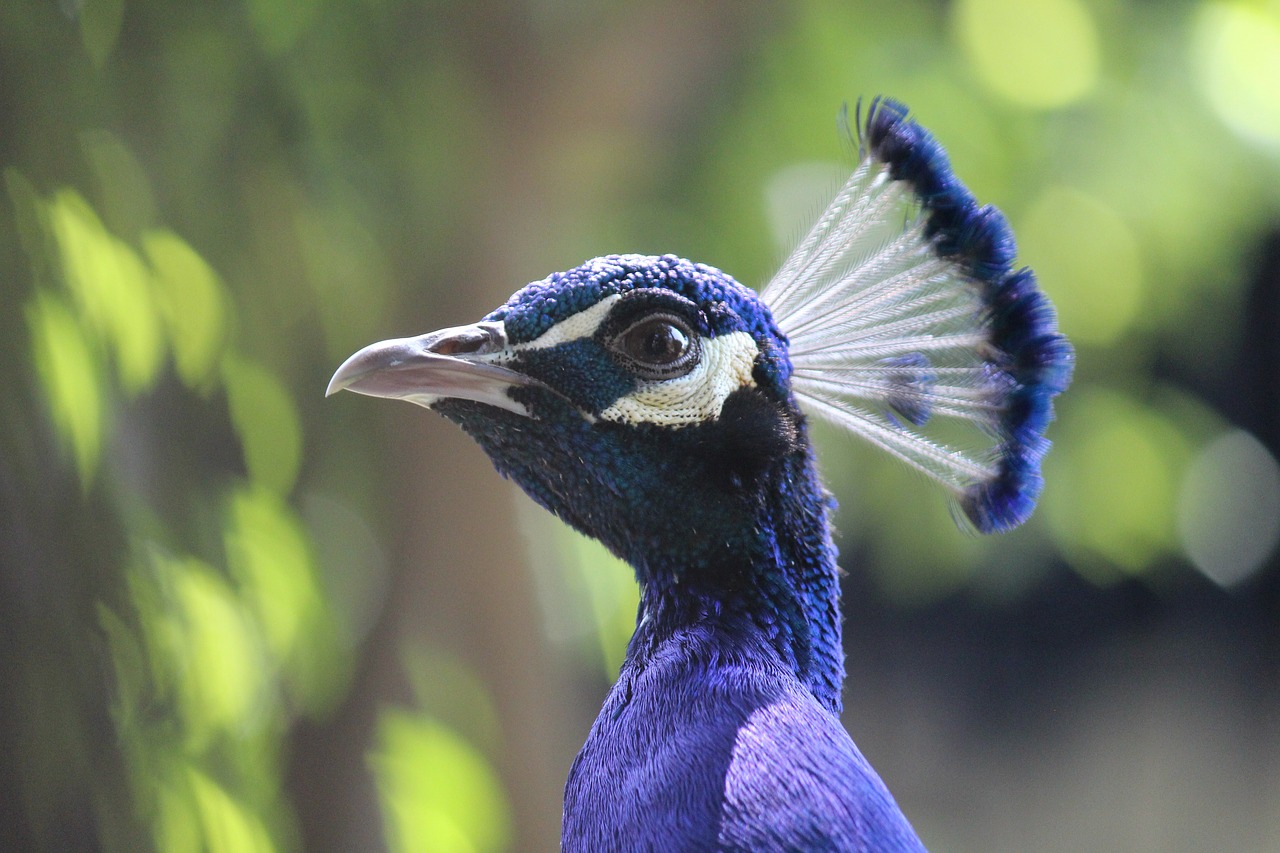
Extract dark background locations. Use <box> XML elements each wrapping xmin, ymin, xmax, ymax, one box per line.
<box><xmin>3</xmin><ymin>1</ymin><xmax>1280</xmax><ymax>850</ymax></box>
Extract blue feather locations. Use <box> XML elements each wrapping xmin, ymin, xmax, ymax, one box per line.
<box><xmin>565</xmin><ymin>618</ymin><xmax>924</xmax><ymax>852</ymax></box>
<box><xmin>765</xmin><ymin>97</ymin><xmax>1073</xmax><ymax>533</ymax></box>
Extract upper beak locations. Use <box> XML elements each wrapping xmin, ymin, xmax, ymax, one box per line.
<box><xmin>326</xmin><ymin>321</ymin><xmax>537</xmax><ymax>416</ymax></box>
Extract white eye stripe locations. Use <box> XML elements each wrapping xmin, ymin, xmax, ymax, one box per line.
<box><xmin>506</xmin><ymin>294</ymin><xmax>622</xmax><ymax>353</ymax></box>
<box><xmin>490</xmin><ymin>296</ymin><xmax>759</xmax><ymax>427</ymax></box>
<box><xmin>600</xmin><ymin>331</ymin><xmax>758</xmax><ymax>427</ymax></box>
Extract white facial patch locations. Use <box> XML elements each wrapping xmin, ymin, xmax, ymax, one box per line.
<box><xmin>599</xmin><ymin>331</ymin><xmax>758</xmax><ymax>427</ymax></box>
<box><xmin>493</xmin><ymin>293</ymin><xmax>759</xmax><ymax>428</ymax></box>
<box><xmin>510</xmin><ymin>295</ymin><xmax>622</xmax><ymax>352</ymax></box>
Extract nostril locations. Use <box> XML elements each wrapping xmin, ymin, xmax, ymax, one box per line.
<box><xmin>430</xmin><ymin>329</ymin><xmax>486</xmax><ymax>355</ymax></box>
<box><xmin>424</xmin><ymin>322</ymin><xmax>506</xmax><ymax>356</ymax></box>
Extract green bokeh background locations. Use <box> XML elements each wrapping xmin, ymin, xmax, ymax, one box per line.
<box><xmin>3</xmin><ymin>1</ymin><xmax>1280</xmax><ymax>851</ymax></box>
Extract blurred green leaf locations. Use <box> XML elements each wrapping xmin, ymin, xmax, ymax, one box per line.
<box><xmin>81</xmin><ymin>129</ymin><xmax>157</xmax><ymax>239</ymax></box>
<box><xmin>79</xmin><ymin>0</ymin><xmax>124</xmax><ymax>68</ymax></box>
<box><xmin>517</xmin><ymin>496</ymin><xmax>638</xmax><ymax>678</ymax></box>
<box><xmin>145</xmin><ymin>229</ymin><xmax>229</xmax><ymax>391</ymax></box>
<box><xmin>154</xmin><ymin>553</ymin><xmax>271</xmax><ymax>745</ymax></box>
<box><xmin>109</xmin><ymin>538</ymin><xmax>316</xmax><ymax>852</ymax></box>
<box><xmin>402</xmin><ymin>647</ymin><xmax>503</xmax><ymax>755</ymax></box>
<box><xmin>97</xmin><ymin>603</ymin><xmax>146</xmax><ymax>735</ymax></box>
<box><xmin>370</xmin><ymin>711</ymin><xmax>511</xmax><ymax>853</ymax></box>
<box><xmin>186</xmin><ymin>766</ymin><xmax>278</xmax><ymax>853</ymax></box>
<box><xmin>226</xmin><ymin>484</ymin><xmax>349</xmax><ymax>714</ymax></box>
<box><xmin>25</xmin><ymin>292</ymin><xmax>103</xmax><ymax>485</ymax></box>
<box><xmin>294</xmin><ymin>204</ymin><xmax>392</xmax><ymax>362</ymax></box>
<box><xmin>152</xmin><ymin>775</ymin><xmax>204</xmax><ymax>853</ymax></box>
<box><xmin>565</xmin><ymin>527</ymin><xmax>638</xmax><ymax>677</ymax></box>
<box><xmin>222</xmin><ymin>355</ymin><xmax>303</xmax><ymax>496</ymax></box>
<box><xmin>48</xmin><ymin>189</ymin><xmax>164</xmax><ymax>395</ymax></box>
<box><xmin>6</xmin><ymin>168</ymin><xmax>55</xmax><ymax>283</ymax></box>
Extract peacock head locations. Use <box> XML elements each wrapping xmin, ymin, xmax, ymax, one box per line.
<box><xmin>327</xmin><ymin>254</ymin><xmax>813</xmax><ymax>574</ymax></box>
<box><xmin>329</xmin><ymin>99</ymin><xmax>1075</xmax><ymax>577</ymax></box>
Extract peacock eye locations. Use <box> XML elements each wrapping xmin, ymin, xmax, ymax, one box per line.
<box><xmin>610</xmin><ymin>314</ymin><xmax>700</xmax><ymax>380</ymax></box>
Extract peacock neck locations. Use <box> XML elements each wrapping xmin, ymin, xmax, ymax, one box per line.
<box><xmin>622</xmin><ymin>448</ymin><xmax>846</xmax><ymax>715</ymax></box>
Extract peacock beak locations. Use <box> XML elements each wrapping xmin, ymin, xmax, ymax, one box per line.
<box><xmin>326</xmin><ymin>321</ymin><xmax>538</xmax><ymax>416</ymax></box>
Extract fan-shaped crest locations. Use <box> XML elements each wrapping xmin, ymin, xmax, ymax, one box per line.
<box><xmin>761</xmin><ymin>98</ymin><xmax>1073</xmax><ymax>533</ymax></box>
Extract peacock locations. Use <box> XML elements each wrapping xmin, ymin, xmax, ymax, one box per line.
<box><xmin>328</xmin><ymin>98</ymin><xmax>1073</xmax><ymax>852</ymax></box>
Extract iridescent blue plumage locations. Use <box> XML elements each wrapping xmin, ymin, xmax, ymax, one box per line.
<box><xmin>327</xmin><ymin>99</ymin><xmax>1071</xmax><ymax>851</ymax></box>
<box><xmin>864</xmin><ymin>97</ymin><xmax>1074</xmax><ymax>530</ymax></box>
<box><xmin>492</xmin><ymin>254</ymin><xmax>788</xmax><ymax>362</ymax></box>
<box><xmin>868</xmin><ymin>98</ymin><xmax>1072</xmax><ymax>531</ymax></box>
<box><xmin>764</xmin><ymin>98</ymin><xmax>1072</xmax><ymax>534</ymax></box>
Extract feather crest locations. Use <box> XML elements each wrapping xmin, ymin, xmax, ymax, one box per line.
<box><xmin>761</xmin><ymin>97</ymin><xmax>1073</xmax><ymax>533</ymax></box>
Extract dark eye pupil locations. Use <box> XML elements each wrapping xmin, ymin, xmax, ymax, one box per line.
<box><xmin>631</xmin><ymin>321</ymin><xmax>688</xmax><ymax>364</ymax></box>
<box><xmin>610</xmin><ymin>312</ymin><xmax>700</xmax><ymax>380</ymax></box>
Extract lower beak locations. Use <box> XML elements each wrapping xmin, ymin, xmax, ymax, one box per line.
<box><xmin>326</xmin><ymin>321</ymin><xmax>536</xmax><ymax>416</ymax></box>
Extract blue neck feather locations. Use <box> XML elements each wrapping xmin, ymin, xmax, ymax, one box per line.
<box><xmin>621</xmin><ymin>431</ymin><xmax>845</xmax><ymax>715</ymax></box>
<box><xmin>439</xmin><ymin>387</ymin><xmax>846</xmax><ymax>713</ymax></box>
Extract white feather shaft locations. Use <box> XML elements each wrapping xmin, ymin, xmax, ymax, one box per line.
<box><xmin>793</xmin><ymin>373</ymin><xmax>1000</xmax><ymax>422</ymax></box>
<box><xmin>779</xmin><ymin>229</ymin><xmax>943</xmax><ymax>338</ymax></box>
<box><xmin>795</xmin><ymin>388</ymin><xmax>996</xmax><ymax>487</ymax></box>
<box><xmin>790</xmin><ymin>332</ymin><xmax>988</xmax><ymax>361</ymax></box>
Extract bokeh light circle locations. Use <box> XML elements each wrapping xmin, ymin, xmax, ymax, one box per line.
<box><xmin>1194</xmin><ymin>2</ymin><xmax>1280</xmax><ymax>148</ymax></box>
<box><xmin>1019</xmin><ymin>186</ymin><xmax>1144</xmax><ymax>347</ymax></box>
<box><xmin>1178</xmin><ymin>429</ymin><xmax>1280</xmax><ymax>587</ymax></box>
<box><xmin>954</xmin><ymin>0</ymin><xmax>1101</xmax><ymax>109</ymax></box>
<box><xmin>1044</xmin><ymin>390</ymin><xmax>1193</xmax><ymax>579</ymax></box>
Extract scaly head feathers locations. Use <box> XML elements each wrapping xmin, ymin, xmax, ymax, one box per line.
<box><xmin>437</xmin><ymin>254</ymin><xmax>813</xmax><ymax>573</ymax></box>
